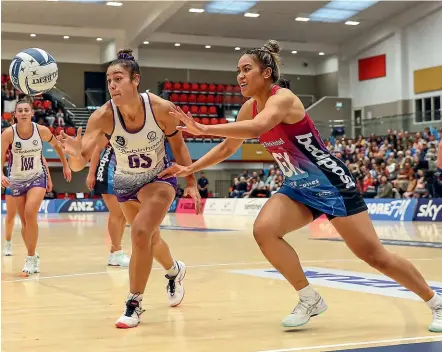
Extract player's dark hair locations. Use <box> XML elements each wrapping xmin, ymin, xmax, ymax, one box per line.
<box><xmin>109</xmin><ymin>49</ymin><xmax>141</xmax><ymax>84</ymax></box>
<box><xmin>245</xmin><ymin>40</ymin><xmax>281</xmax><ymax>83</ymax></box>
<box><xmin>277</xmin><ymin>77</ymin><xmax>291</xmax><ymax>89</ymax></box>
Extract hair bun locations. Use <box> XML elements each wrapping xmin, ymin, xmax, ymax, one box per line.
<box><xmin>263</xmin><ymin>40</ymin><xmax>281</xmax><ymax>54</ymax></box>
<box><xmin>117</xmin><ymin>49</ymin><xmax>135</xmax><ymax>61</ymax></box>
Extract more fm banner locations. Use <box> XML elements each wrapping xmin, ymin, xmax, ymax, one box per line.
<box><xmin>2</xmin><ymin>197</ymin><xmax>442</xmax><ymax>221</ymax></box>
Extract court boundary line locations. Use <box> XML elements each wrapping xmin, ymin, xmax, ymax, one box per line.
<box><xmin>2</xmin><ymin>258</ymin><xmax>440</xmax><ymax>284</ymax></box>
<box><xmin>256</xmin><ymin>335</ymin><xmax>442</xmax><ymax>352</ymax></box>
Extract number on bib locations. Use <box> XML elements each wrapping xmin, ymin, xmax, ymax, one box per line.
<box><xmin>272</xmin><ymin>152</ymin><xmax>308</xmax><ymax>179</ymax></box>
<box><xmin>128</xmin><ymin>154</ymin><xmax>152</xmax><ymax>169</ymax></box>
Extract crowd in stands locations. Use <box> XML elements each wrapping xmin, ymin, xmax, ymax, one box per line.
<box><xmin>229</xmin><ymin>128</ymin><xmax>442</xmax><ymax>199</ymax></box>
<box><xmin>1</xmin><ymin>74</ymin><xmax>74</xmax><ymax>133</ymax></box>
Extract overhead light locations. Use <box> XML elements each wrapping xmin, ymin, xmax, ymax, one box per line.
<box><xmin>205</xmin><ymin>45</ymin><xmax>211</xmax><ymax>49</ymax></box>
<box><xmin>30</xmin><ymin>33</ymin><xmax>36</xmax><ymax>37</ymax></box>
<box><xmin>63</xmin><ymin>35</ymin><xmax>70</xmax><ymax>39</ymax></box>
<box><xmin>189</xmin><ymin>8</ymin><xmax>204</xmax><ymax>13</ymax></box>
<box><xmin>106</xmin><ymin>1</ymin><xmax>123</xmax><ymax>6</ymax></box>
<box><xmin>96</xmin><ymin>37</ymin><xmax>103</xmax><ymax>41</ymax></box>
<box><xmin>143</xmin><ymin>41</ymin><xmax>149</xmax><ymax>44</ymax></box>
<box><xmin>244</xmin><ymin>12</ymin><xmax>260</xmax><ymax>18</ymax></box>
<box><xmin>235</xmin><ymin>47</ymin><xmax>241</xmax><ymax>51</ymax></box>
<box><xmin>174</xmin><ymin>43</ymin><xmax>181</xmax><ymax>47</ymax></box>
<box><xmin>291</xmin><ymin>50</ymin><xmax>297</xmax><ymax>54</ymax></box>
<box><xmin>319</xmin><ymin>52</ymin><xmax>325</xmax><ymax>55</ymax></box>
<box><xmin>295</xmin><ymin>17</ymin><xmax>310</xmax><ymax>22</ymax></box>
<box><xmin>345</xmin><ymin>20</ymin><xmax>360</xmax><ymax>25</ymax></box>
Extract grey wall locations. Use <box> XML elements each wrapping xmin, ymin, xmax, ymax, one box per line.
<box><xmin>315</xmin><ymin>72</ymin><xmax>339</xmax><ymax>98</ymax></box>
<box><xmin>363</xmin><ymin>100</ymin><xmax>412</xmax><ymax>118</ymax></box>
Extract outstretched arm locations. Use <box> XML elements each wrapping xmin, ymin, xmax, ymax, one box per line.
<box><xmin>172</xmin><ymin>94</ymin><xmax>294</xmax><ymax>139</ymax></box>
<box><xmin>42</xmin><ymin>156</ymin><xmax>53</xmax><ymax>192</ymax></box>
<box><xmin>86</xmin><ymin>142</ymin><xmax>108</xmax><ymax>191</ymax></box>
<box><xmin>159</xmin><ymin>101</ymin><xmax>253</xmax><ymax>178</ymax></box>
<box><xmin>1</xmin><ymin>128</ymin><xmax>13</xmax><ymax>188</ymax></box>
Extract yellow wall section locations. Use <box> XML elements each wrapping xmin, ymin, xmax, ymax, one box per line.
<box><xmin>414</xmin><ymin>65</ymin><xmax>442</xmax><ymax>94</ymax></box>
<box><xmin>242</xmin><ymin>144</ymin><xmax>274</xmax><ymax>161</ymax></box>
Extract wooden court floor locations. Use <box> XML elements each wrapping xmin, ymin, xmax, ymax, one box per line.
<box><xmin>1</xmin><ymin>213</ymin><xmax>442</xmax><ymax>352</ymax></box>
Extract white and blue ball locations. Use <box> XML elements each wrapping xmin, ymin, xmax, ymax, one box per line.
<box><xmin>9</xmin><ymin>48</ymin><xmax>58</xmax><ymax>96</ymax></box>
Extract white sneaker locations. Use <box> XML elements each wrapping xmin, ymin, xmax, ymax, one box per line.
<box><xmin>33</xmin><ymin>253</ymin><xmax>40</xmax><ymax>273</ymax></box>
<box><xmin>22</xmin><ymin>256</ymin><xmax>35</xmax><ymax>275</ymax></box>
<box><xmin>108</xmin><ymin>250</ymin><xmax>130</xmax><ymax>267</ymax></box>
<box><xmin>115</xmin><ymin>294</ymin><xmax>145</xmax><ymax>329</ymax></box>
<box><xmin>429</xmin><ymin>303</ymin><xmax>442</xmax><ymax>332</ymax></box>
<box><xmin>281</xmin><ymin>295</ymin><xmax>328</xmax><ymax>328</ymax></box>
<box><xmin>166</xmin><ymin>261</ymin><xmax>186</xmax><ymax>307</ymax></box>
<box><xmin>3</xmin><ymin>242</ymin><xmax>12</xmax><ymax>256</ymax></box>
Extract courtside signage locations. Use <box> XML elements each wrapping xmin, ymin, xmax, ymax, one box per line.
<box><xmin>204</xmin><ymin>198</ymin><xmax>236</xmax><ymax>215</ymax></box>
<box><xmin>364</xmin><ymin>199</ymin><xmax>417</xmax><ymax>221</ymax></box>
<box><xmin>230</xmin><ymin>267</ymin><xmax>442</xmax><ymax>300</ymax></box>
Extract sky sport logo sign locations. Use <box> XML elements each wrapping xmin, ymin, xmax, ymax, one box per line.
<box><xmin>230</xmin><ymin>267</ymin><xmax>442</xmax><ymax>300</ymax></box>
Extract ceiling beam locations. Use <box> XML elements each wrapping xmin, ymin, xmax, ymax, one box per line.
<box><xmin>149</xmin><ymin>32</ymin><xmax>339</xmax><ymax>54</ymax></box>
<box><xmin>126</xmin><ymin>1</ymin><xmax>187</xmax><ymax>48</ymax></box>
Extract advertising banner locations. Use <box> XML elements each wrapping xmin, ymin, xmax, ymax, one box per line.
<box><xmin>413</xmin><ymin>199</ymin><xmax>442</xmax><ymax>221</ymax></box>
<box><xmin>234</xmin><ymin>198</ymin><xmax>268</xmax><ymax>217</ymax></box>
<box><xmin>176</xmin><ymin>198</ymin><xmax>206</xmax><ymax>214</ymax></box>
<box><xmin>364</xmin><ymin>199</ymin><xmax>417</xmax><ymax>221</ymax></box>
<box><xmin>204</xmin><ymin>198</ymin><xmax>236</xmax><ymax>215</ymax></box>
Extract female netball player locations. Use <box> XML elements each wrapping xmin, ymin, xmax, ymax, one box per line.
<box><xmin>159</xmin><ymin>40</ymin><xmax>442</xmax><ymax>333</ymax></box>
<box><xmin>58</xmin><ymin>49</ymin><xmax>201</xmax><ymax>329</ymax></box>
<box><xmin>86</xmin><ymin>143</ymin><xmax>130</xmax><ymax>267</ymax></box>
<box><xmin>3</xmin><ymin>142</ymin><xmax>53</xmax><ymax>257</ymax></box>
<box><xmin>1</xmin><ymin>99</ymin><xmax>71</xmax><ymax>274</ymax></box>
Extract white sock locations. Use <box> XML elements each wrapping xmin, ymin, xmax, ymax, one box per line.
<box><xmin>426</xmin><ymin>291</ymin><xmax>442</xmax><ymax>308</ymax></box>
<box><xmin>166</xmin><ymin>261</ymin><xmax>179</xmax><ymax>277</ymax></box>
<box><xmin>298</xmin><ymin>284</ymin><xmax>319</xmax><ymax>301</ymax></box>
<box><xmin>5</xmin><ymin>240</ymin><xmax>11</xmax><ymax>244</ymax></box>
<box><xmin>127</xmin><ymin>293</ymin><xmax>143</xmax><ymax>302</ymax></box>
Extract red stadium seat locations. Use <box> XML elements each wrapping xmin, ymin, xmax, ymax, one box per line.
<box><xmin>199</xmin><ymin>106</ymin><xmax>208</xmax><ymax>115</ymax></box>
<box><xmin>170</xmin><ymin>93</ymin><xmax>179</xmax><ymax>103</ymax></box>
<box><xmin>219</xmin><ymin>117</ymin><xmax>227</xmax><ymax>124</ymax></box>
<box><xmin>49</xmin><ymin>126</ymin><xmax>55</xmax><ymax>134</ymax></box>
<box><xmin>55</xmin><ymin>127</ymin><xmax>64</xmax><ymax>135</ymax></box>
<box><xmin>193</xmin><ymin>117</ymin><xmax>202</xmax><ymax>124</ymax></box>
<box><xmin>233</xmin><ymin>95</ymin><xmax>243</xmax><ymax>105</ymax></box>
<box><xmin>181</xmin><ymin>105</ymin><xmax>190</xmax><ymax>114</ymax></box>
<box><xmin>66</xmin><ymin>127</ymin><xmax>76</xmax><ymax>136</ymax></box>
<box><xmin>208</xmin><ymin>106</ymin><xmax>217</xmax><ymax>116</ymax></box>
<box><xmin>208</xmin><ymin>83</ymin><xmax>216</xmax><ymax>93</ymax></box>
<box><xmin>233</xmin><ymin>85</ymin><xmax>241</xmax><ymax>94</ymax></box>
<box><xmin>224</xmin><ymin>96</ymin><xmax>233</xmax><ymax>105</ymax></box>
<box><xmin>190</xmin><ymin>106</ymin><xmax>199</xmax><ymax>115</ymax></box>
<box><xmin>173</xmin><ymin>82</ymin><xmax>182</xmax><ymax>91</ymax></box>
<box><xmin>163</xmin><ymin>81</ymin><xmax>173</xmax><ymax>91</ymax></box>
<box><xmin>199</xmin><ymin>83</ymin><xmax>209</xmax><ymax>93</ymax></box>
<box><xmin>3</xmin><ymin>112</ymin><xmax>12</xmax><ymax>121</ymax></box>
<box><xmin>182</xmin><ymin>82</ymin><xmax>191</xmax><ymax>92</ymax></box>
<box><xmin>225</xmin><ymin>84</ymin><xmax>234</xmax><ymax>94</ymax></box>
<box><xmin>216</xmin><ymin>84</ymin><xmax>225</xmax><ymax>94</ymax></box>
<box><xmin>179</xmin><ymin>94</ymin><xmax>188</xmax><ymax>104</ymax></box>
<box><xmin>197</xmin><ymin>94</ymin><xmax>207</xmax><ymax>104</ymax></box>
<box><xmin>42</xmin><ymin>100</ymin><xmax>52</xmax><ymax>110</ymax></box>
<box><xmin>191</xmin><ymin>83</ymin><xmax>199</xmax><ymax>92</ymax></box>
<box><xmin>206</xmin><ymin>95</ymin><xmax>215</xmax><ymax>104</ymax></box>
<box><xmin>210</xmin><ymin>117</ymin><xmax>218</xmax><ymax>125</ymax></box>
<box><xmin>188</xmin><ymin>94</ymin><xmax>197</xmax><ymax>104</ymax></box>
<box><xmin>215</xmin><ymin>95</ymin><xmax>224</xmax><ymax>104</ymax></box>
<box><xmin>201</xmin><ymin>117</ymin><xmax>210</xmax><ymax>125</ymax></box>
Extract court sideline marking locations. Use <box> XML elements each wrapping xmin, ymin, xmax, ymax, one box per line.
<box><xmin>256</xmin><ymin>335</ymin><xmax>442</xmax><ymax>352</ymax></box>
<box><xmin>2</xmin><ymin>258</ymin><xmax>440</xmax><ymax>283</ymax></box>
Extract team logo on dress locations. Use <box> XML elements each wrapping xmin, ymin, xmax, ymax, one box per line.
<box><xmin>32</xmin><ymin>140</ymin><xmax>38</xmax><ymax>146</ymax></box>
<box><xmin>15</xmin><ymin>142</ymin><xmax>22</xmax><ymax>149</ymax></box>
<box><xmin>147</xmin><ymin>131</ymin><xmax>157</xmax><ymax>141</ymax></box>
<box><xmin>114</xmin><ymin>135</ymin><xmax>127</xmax><ymax>148</ymax></box>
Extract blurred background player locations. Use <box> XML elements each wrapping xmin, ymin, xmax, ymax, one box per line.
<box><xmin>86</xmin><ymin>143</ymin><xmax>130</xmax><ymax>267</ymax></box>
<box><xmin>1</xmin><ymin>99</ymin><xmax>71</xmax><ymax>274</ymax></box>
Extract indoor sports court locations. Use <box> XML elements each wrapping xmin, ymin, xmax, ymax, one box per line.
<box><xmin>2</xmin><ymin>212</ymin><xmax>441</xmax><ymax>351</ymax></box>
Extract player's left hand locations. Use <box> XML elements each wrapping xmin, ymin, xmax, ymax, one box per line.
<box><xmin>158</xmin><ymin>164</ymin><xmax>192</xmax><ymax>179</ymax></box>
<box><xmin>47</xmin><ymin>179</ymin><xmax>53</xmax><ymax>192</ymax></box>
<box><xmin>184</xmin><ymin>185</ymin><xmax>202</xmax><ymax>215</ymax></box>
<box><xmin>63</xmin><ymin>166</ymin><xmax>72</xmax><ymax>182</ymax></box>
<box><xmin>170</xmin><ymin>106</ymin><xmax>206</xmax><ymax>136</ymax></box>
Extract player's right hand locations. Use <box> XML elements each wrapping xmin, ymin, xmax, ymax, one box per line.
<box><xmin>158</xmin><ymin>164</ymin><xmax>192</xmax><ymax>179</ymax></box>
<box><xmin>58</xmin><ymin>127</ymin><xmax>83</xmax><ymax>158</ymax></box>
<box><xmin>1</xmin><ymin>174</ymin><xmax>10</xmax><ymax>188</ymax></box>
<box><xmin>86</xmin><ymin>173</ymin><xmax>96</xmax><ymax>191</ymax></box>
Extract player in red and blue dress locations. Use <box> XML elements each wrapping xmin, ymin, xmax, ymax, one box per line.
<box><xmin>159</xmin><ymin>40</ymin><xmax>442</xmax><ymax>333</ymax></box>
